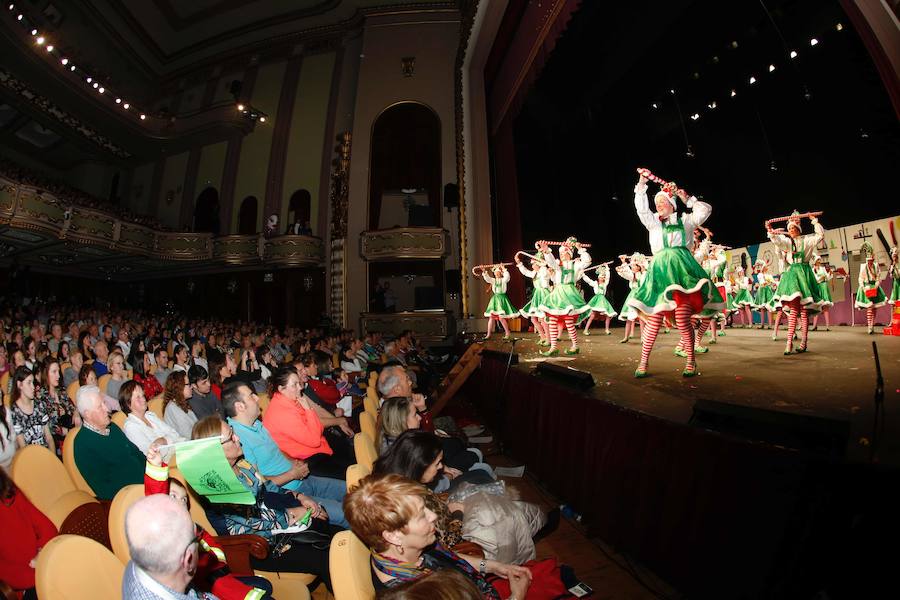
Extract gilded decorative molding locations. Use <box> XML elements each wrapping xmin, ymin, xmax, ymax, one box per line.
<box><xmin>360</xmin><ymin>227</ymin><xmax>451</xmax><ymax>260</ymax></box>
<box><xmin>214</xmin><ymin>235</ymin><xmax>261</xmax><ymax>265</ymax></box>
<box><xmin>265</xmin><ymin>235</ymin><xmax>324</xmax><ymax>266</ymax></box>
<box><xmin>155</xmin><ymin>233</ymin><xmax>214</xmax><ymax>261</ymax></box>
<box><xmin>360</xmin><ymin>310</ymin><xmax>452</xmax><ymax>341</ymax></box>
<box><xmin>329</xmin><ymin>131</ymin><xmax>352</xmax><ymax>239</ymax></box>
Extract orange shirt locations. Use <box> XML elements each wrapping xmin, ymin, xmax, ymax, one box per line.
<box><xmin>263</xmin><ymin>391</ymin><xmax>332</xmax><ymax>459</ymax></box>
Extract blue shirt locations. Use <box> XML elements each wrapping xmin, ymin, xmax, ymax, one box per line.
<box><xmin>228</xmin><ymin>417</ymin><xmax>302</xmax><ymax>492</ymax></box>
<box><xmin>92</xmin><ymin>360</ymin><xmax>108</xmax><ymax>377</ymax></box>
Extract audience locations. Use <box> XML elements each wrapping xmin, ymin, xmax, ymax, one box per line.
<box><xmin>105</xmin><ymin>350</ymin><xmax>128</xmax><ymax>400</ymax></box>
<box><xmin>187</xmin><ymin>365</ymin><xmax>221</xmax><ymax>420</ymax></box>
<box><xmin>10</xmin><ymin>367</ymin><xmax>55</xmax><ymax>453</ymax></box>
<box><xmin>78</xmin><ymin>363</ymin><xmax>119</xmax><ymax>413</ymax></box>
<box><xmin>163</xmin><ymin>371</ymin><xmax>198</xmax><ymax>439</ymax></box>
<box><xmin>62</xmin><ymin>349</ymin><xmax>81</xmax><ymax>387</ymax></box>
<box><xmin>0</xmin><ymin>467</ymin><xmax>58</xmax><ymax>598</ymax></box>
<box><xmin>378</xmin><ymin>568</ymin><xmax>483</xmax><ymax>600</ymax></box>
<box><xmin>120</xmin><ymin>380</ymin><xmax>185</xmax><ymax>462</ymax></box>
<box><xmin>223</xmin><ymin>381</ymin><xmax>348</xmax><ymax>527</ymax></box>
<box><xmin>73</xmin><ymin>385</ymin><xmax>145</xmax><ymax>500</ymax></box>
<box><xmin>37</xmin><ymin>357</ymin><xmax>80</xmax><ymax>452</ymax></box>
<box><xmin>153</xmin><ymin>347</ymin><xmax>173</xmax><ymax>387</ymax></box>
<box><xmin>132</xmin><ymin>349</ymin><xmax>163</xmax><ymax>400</ymax></box>
<box><xmin>191</xmin><ymin>416</ymin><xmax>340</xmax><ymax>589</ymax></box>
<box><xmin>0</xmin><ymin>398</ymin><xmax>16</xmax><ymax>471</ymax></box>
<box><xmin>91</xmin><ymin>340</ymin><xmax>109</xmax><ymax>376</ymax></box>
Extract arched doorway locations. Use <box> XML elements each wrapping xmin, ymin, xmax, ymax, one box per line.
<box><xmin>369</xmin><ymin>103</ymin><xmax>441</xmax><ymax>230</ymax></box>
<box><xmin>288</xmin><ymin>189</ymin><xmax>312</xmax><ymax>232</ymax></box>
<box><xmin>193</xmin><ymin>187</ymin><xmax>220</xmax><ymax>233</ymax></box>
<box><xmin>237</xmin><ymin>196</ymin><xmax>258</xmax><ymax>235</ymax></box>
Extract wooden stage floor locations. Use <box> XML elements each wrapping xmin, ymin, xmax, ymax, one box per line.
<box><xmin>480</xmin><ymin>325</ymin><xmax>900</xmax><ymax>466</ymax></box>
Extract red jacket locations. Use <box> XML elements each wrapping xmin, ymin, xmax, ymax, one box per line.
<box><xmin>135</xmin><ymin>373</ymin><xmax>163</xmax><ymax>401</ymax></box>
<box><xmin>307</xmin><ymin>377</ymin><xmax>340</xmax><ymax>406</ymax></box>
<box><xmin>0</xmin><ymin>488</ymin><xmax>57</xmax><ymax>594</ymax></box>
<box><xmin>144</xmin><ymin>462</ymin><xmax>266</xmax><ymax>600</ymax></box>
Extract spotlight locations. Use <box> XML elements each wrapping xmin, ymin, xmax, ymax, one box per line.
<box><xmin>730</xmin><ymin>40</ymin><xmax>738</xmax><ymax>49</ymax></box>
<box><xmin>790</xmin><ymin>50</ymin><xmax>798</xmax><ymax>59</ymax></box>
<box><xmin>768</xmin><ymin>64</ymin><xmax>775</xmax><ymax>72</ymax></box>
<box><xmin>712</xmin><ymin>55</ymin><xmax>719</xmax><ymax>64</ymax></box>
<box><xmin>61</xmin><ymin>58</ymin><xmax>68</xmax><ymax>65</ymax></box>
<box><xmin>92</xmin><ymin>82</ymin><xmax>98</xmax><ymax>89</ymax></box>
<box><xmin>36</xmin><ymin>36</ymin><xmax>45</xmax><ymax>45</ymax></box>
<box><xmin>237</xmin><ymin>103</ymin><xmax>245</xmax><ymax>111</ymax></box>
<box><xmin>669</xmin><ymin>89</ymin><xmax>675</xmax><ymax>95</ymax></box>
<box><xmin>115</xmin><ymin>98</ymin><xmax>121</xmax><ymax>104</ymax></box>
<box><xmin>836</xmin><ymin>23</ymin><xmax>843</xmax><ymax>31</ymax></box>
<box><xmin>708</xmin><ymin>101</ymin><xmax>717</xmax><ymax>109</ymax></box>
<box><xmin>86</xmin><ymin>77</ymin><xmax>92</xmax><ymax>83</ymax></box>
<box><xmin>46</xmin><ymin>45</ymin><xmax>53</xmax><ymax>52</ymax></box>
<box><xmin>139</xmin><ymin>114</ymin><xmax>146</xmax><ymax>120</ymax></box>
<box><xmin>685</xmin><ymin>145</ymin><xmax>695</xmax><ymax>158</ymax></box>
<box><xmin>749</xmin><ymin>76</ymin><xmax>757</xmax><ymax>84</ymax></box>
<box><xmin>8</xmin><ymin>4</ymin><xmax>14</xmax><ymax>10</ymax></box>
<box><xmin>730</xmin><ymin>89</ymin><xmax>737</xmax><ymax>97</ymax></box>
<box><xmin>770</xmin><ymin>161</ymin><xmax>778</xmax><ymax>172</ymax></box>
<box><xmin>30</xmin><ymin>28</ymin><xmax>36</xmax><ymax>35</ymax></box>
<box><xmin>810</xmin><ymin>38</ymin><xmax>818</xmax><ymax>46</ymax></box>
<box><xmin>259</xmin><ymin>116</ymin><xmax>266</xmax><ymax>123</ymax></box>
<box><xmin>690</xmin><ymin>113</ymin><xmax>700</xmax><ymax>121</ymax></box>
<box><xmin>98</xmin><ymin>87</ymin><xmax>104</xmax><ymax>94</ymax></box>
<box><xmin>651</xmin><ymin>102</ymin><xmax>658</xmax><ymax>110</ymax></box>
<box><xmin>17</xmin><ymin>14</ymin><xmax>22</xmax><ymax>21</ymax></box>
<box><xmin>69</xmin><ymin>65</ymin><xmax>75</xmax><ymax>71</ymax></box>
<box><xmin>123</xmin><ymin>103</ymin><xmax>130</xmax><ymax>109</ymax></box>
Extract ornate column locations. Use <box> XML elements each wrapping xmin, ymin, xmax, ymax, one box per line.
<box><xmin>329</xmin><ymin>131</ymin><xmax>352</xmax><ymax>327</ymax></box>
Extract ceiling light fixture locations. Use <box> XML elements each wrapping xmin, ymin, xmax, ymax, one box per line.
<box><xmin>69</xmin><ymin>65</ymin><xmax>75</xmax><ymax>71</ymax></box>
<box><xmin>139</xmin><ymin>114</ymin><xmax>146</xmax><ymax>120</ymax></box>
<box><xmin>810</xmin><ymin>38</ymin><xmax>818</xmax><ymax>46</ymax></box>
<box><xmin>123</xmin><ymin>103</ymin><xmax>130</xmax><ymax>109</ymax></box>
<box><xmin>708</xmin><ymin>101</ymin><xmax>717</xmax><ymax>109</ymax></box>
<box><xmin>115</xmin><ymin>98</ymin><xmax>121</xmax><ymax>104</ymax></box>
<box><xmin>98</xmin><ymin>87</ymin><xmax>104</xmax><ymax>94</ymax></box>
<box><xmin>836</xmin><ymin>23</ymin><xmax>843</xmax><ymax>31</ymax></box>
<box><xmin>237</xmin><ymin>103</ymin><xmax>245</xmax><ymax>111</ymax></box>
<box><xmin>92</xmin><ymin>82</ymin><xmax>98</xmax><ymax>89</ymax></box>
<box><xmin>259</xmin><ymin>116</ymin><xmax>266</xmax><ymax>123</ymax></box>
<box><xmin>768</xmin><ymin>64</ymin><xmax>775</xmax><ymax>72</ymax></box>
<box><xmin>30</xmin><ymin>28</ymin><xmax>36</xmax><ymax>35</ymax></box>
<box><xmin>86</xmin><ymin>77</ymin><xmax>92</xmax><ymax>83</ymax></box>
<box><xmin>35</xmin><ymin>36</ymin><xmax>44</xmax><ymax>45</ymax></box>
<box><xmin>749</xmin><ymin>76</ymin><xmax>756</xmax><ymax>84</ymax></box>
<box><xmin>8</xmin><ymin>4</ymin><xmax>14</xmax><ymax>10</ymax></box>
<box><xmin>790</xmin><ymin>50</ymin><xmax>798</xmax><ymax>59</ymax></box>
<box><xmin>730</xmin><ymin>89</ymin><xmax>737</xmax><ymax>97</ymax></box>
<box><xmin>17</xmin><ymin>14</ymin><xmax>22</xmax><ymax>20</ymax></box>
<box><xmin>60</xmin><ymin>57</ymin><xmax>68</xmax><ymax>65</ymax></box>
<box><xmin>45</xmin><ymin>44</ymin><xmax>53</xmax><ymax>52</ymax></box>
<box><xmin>690</xmin><ymin>113</ymin><xmax>700</xmax><ymax>121</ymax></box>
<box><xmin>651</xmin><ymin>102</ymin><xmax>658</xmax><ymax>110</ymax></box>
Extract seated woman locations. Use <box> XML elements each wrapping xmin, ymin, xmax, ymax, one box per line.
<box><xmin>37</xmin><ymin>357</ymin><xmax>80</xmax><ymax>452</ymax></box>
<box><xmin>131</xmin><ymin>349</ymin><xmax>163</xmax><ymax>401</ymax></box>
<box><xmin>142</xmin><ymin>443</ymin><xmax>273</xmax><ymax>600</ymax></box>
<box><xmin>345</xmin><ymin>473</ymin><xmax>575</xmax><ymax>599</ymax></box>
<box><xmin>264</xmin><ymin>366</ymin><xmax>353</xmax><ymax>480</ymax></box>
<box><xmin>105</xmin><ymin>350</ymin><xmax>129</xmax><ymax>401</ymax></box>
<box><xmin>10</xmin><ymin>367</ymin><xmax>54</xmax><ymax>453</ymax></box>
<box><xmin>78</xmin><ymin>363</ymin><xmax>118</xmax><ymax>413</ymax></box>
<box><xmin>191</xmin><ymin>416</ymin><xmax>341</xmax><ymax>590</ymax></box>
<box><xmin>378</xmin><ymin>397</ymin><xmax>493</xmax><ymax>490</ymax></box>
<box><xmin>62</xmin><ymin>349</ymin><xmax>82</xmax><ymax>387</ymax></box>
<box><xmin>162</xmin><ymin>371</ymin><xmax>198</xmax><ymax>440</ymax></box>
<box><xmin>120</xmin><ymin>380</ymin><xmax>185</xmax><ymax>462</ymax></box>
<box><xmin>0</xmin><ymin>467</ymin><xmax>58</xmax><ymax>599</ymax></box>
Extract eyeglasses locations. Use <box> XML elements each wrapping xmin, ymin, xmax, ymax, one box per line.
<box><xmin>183</xmin><ymin>528</ymin><xmax>202</xmax><ymax>555</ymax></box>
<box><xmin>220</xmin><ymin>427</ymin><xmax>235</xmax><ymax>445</ymax></box>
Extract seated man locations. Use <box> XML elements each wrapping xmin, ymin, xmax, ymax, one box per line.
<box><xmin>153</xmin><ymin>347</ymin><xmax>172</xmax><ymax>387</ymax></box>
<box><xmin>223</xmin><ymin>381</ymin><xmax>348</xmax><ymax>528</ymax></box>
<box><xmin>122</xmin><ymin>495</ymin><xmax>205</xmax><ymax>598</ymax></box>
<box><xmin>91</xmin><ymin>340</ymin><xmax>109</xmax><ymax>376</ymax></box>
<box><xmin>188</xmin><ymin>365</ymin><xmax>221</xmax><ymax>420</ymax></box>
<box><xmin>73</xmin><ymin>385</ymin><xmax>145</xmax><ymax>500</ymax></box>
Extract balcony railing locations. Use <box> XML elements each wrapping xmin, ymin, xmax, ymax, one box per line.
<box><xmin>360</xmin><ymin>227</ymin><xmax>451</xmax><ymax>261</ymax></box>
<box><xmin>360</xmin><ymin>310</ymin><xmax>453</xmax><ymax>342</ymax></box>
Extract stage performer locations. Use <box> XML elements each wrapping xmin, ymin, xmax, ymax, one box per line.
<box><xmin>686</xmin><ymin>237</ymin><xmax>727</xmax><ymax>353</ymax></box>
<box><xmin>890</xmin><ymin>246</ymin><xmax>900</xmax><ymax>305</ymax></box>
<box><xmin>515</xmin><ymin>252</ymin><xmax>552</xmax><ymax>346</ymax></box>
<box><xmin>731</xmin><ymin>267</ymin><xmax>755</xmax><ymax>327</ymax></box>
<box><xmin>853</xmin><ymin>243</ymin><xmax>888</xmax><ymax>334</ymax></box>
<box><xmin>752</xmin><ymin>259</ymin><xmax>776</xmax><ymax>330</ymax></box>
<box><xmin>811</xmin><ymin>255</ymin><xmax>834</xmax><ymax>331</ymax></box>
<box><xmin>537</xmin><ymin>237</ymin><xmax>592</xmax><ymax>356</ymax></box>
<box><xmin>616</xmin><ymin>253</ymin><xmax>647</xmax><ymax>344</ymax></box>
<box><xmin>770</xmin><ymin>248</ymin><xmax>791</xmax><ymax>341</ymax></box>
<box><xmin>581</xmin><ymin>264</ymin><xmax>617</xmax><ymax>335</ymax></box>
<box><xmin>475</xmin><ymin>264</ymin><xmax>518</xmax><ymax>340</ymax></box>
<box><xmin>629</xmin><ymin>170</ymin><xmax>724</xmax><ymax>378</ymax></box>
<box><xmin>766</xmin><ymin>211</ymin><xmax>826</xmax><ymax>354</ymax></box>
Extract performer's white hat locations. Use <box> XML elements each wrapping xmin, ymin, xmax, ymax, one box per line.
<box><xmin>630</xmin><ymin>252</ymin><xmax>648</xmax><ymax>266</ymax></box>
<box><xmin>654</xmin><ymin>181</ymin><xmax>678</xmax><ymax>211</ymax></box>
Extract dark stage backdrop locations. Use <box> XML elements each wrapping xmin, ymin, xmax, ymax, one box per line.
<box><xmin>510</xmin><ymin>0</ymin><xmax>900</xmax><ymax>308</ymax></box>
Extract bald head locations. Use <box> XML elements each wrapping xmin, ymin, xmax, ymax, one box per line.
<box><xmin>125</xmin><ymin>494</ymin><xmax>195</xmax><ymax>576</ymax></box>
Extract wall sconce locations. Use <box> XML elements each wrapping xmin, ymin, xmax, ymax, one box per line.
<box><xmin>401</xmin><ymin>56</ymin><xmax>415</xmax><ymax>77</ymax></box>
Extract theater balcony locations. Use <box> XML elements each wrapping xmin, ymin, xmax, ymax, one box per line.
<box><xmin>359</xmin><ymin>227</ymin><xmax>451</xmax><ymax>261</ymax></box>
<box><xmin>360</xmin><ymin>309</ymin><xmax>453</xmax><ymax>342</ymax></box>
<box><xmin>0</xmin><ymin>175</ymin><xmax>323</xmax><ymax>279</ymax></box>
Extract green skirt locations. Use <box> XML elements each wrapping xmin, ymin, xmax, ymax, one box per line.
<box><xmin>891</xmin><ymin>278</ymin><xmax>900</xmax><ymax>304</ymax></box>
<box><xmin>817</xmin><ymin>281</ymin><xmax>834</xmax><ymax>307</ymax></box>
<box><xmin>772</xmin><ymin>263</ymin><xmax>824</xmax><ymax>314</ymax></box>
<box><xmin>626</xmin><ymin>246</ymin><xmax>725</xmax><ymax>317</ymax></box>
<box><xmin>618</xmin><ymin>288</ymin><xmax>639</xmax><ymax>321</ymax></box>
<box><xmin>753</xmin><ymin>286</ymin><xmax>775</xmax><ymax>309</ymax></box>
<box><xmin>733</xmin><ymin>288</ymin><xmax>754</xmax><ymax>307</ymax></box>
<box><xmin>484</xmin><ymin>292</ymin><xmax>519</xmax><ymax>318</ymax></box>
<box><xmin>520</xmin><ymin>286</ymin><xmax>550</xmax><ymax>318</ymax></box>
<box><xmin>854</xmin><ymin>283</ymin><xmax>888</xmax><ymax>309</ymax></box>
<box><xmin>582</xmin><ymin>291</ymin><xmax>617</xmax><ymax>319</ymax></box>
<box><xmin>539</xmin><ymin>283</ymin><xmax>590</xmax><ymax>316</ymax></box>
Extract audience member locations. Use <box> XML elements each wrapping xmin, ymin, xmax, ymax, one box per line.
<box><xmin>62</xmin><ymin>349</ymin><xmax>81</xmax><ymax>387</ymax></box>
<box><xmin>10</xmin><ymin>367</ymin><xmax>54</xmax><ymax>453</ymax></box>
<box><xmin>37</xmin><ymin>357</ymin><xmax>80</xmax><ymax>451</ymax></box>
<box><xmin>78</xmin><ymin>363</ymin><xmax>118</xmax><ymax>413</ymax></box>
<box><xmin>92</xmin><ymin>340</ymin><xmax>110</xmax><ymax>376</ymax></box>
<box><xmin>378</xmin><ymin>567</ymin><xmax>483</xmax><ymax>600</ymax></box>
<box><xmin>0</xmin><ymin>397</ymin><xmax>17</xmax><ymax>471</ymax></box>
<box><xmin>153</xmin><ymin>347</ymin><xmax>172</xmax><ymax>387</ymax></box>
<box><xmin>73</xmin><ymin>385</ymin><xmax>145</xmax><ymax>499</ymax></box>
<box><xmin>172</xmin><ymin>344</ymin><xmax>190</xmax><ymax>374</ymax></box>
<box><xmin>187</xmin><ymin>365</ymin><xmax>221</xmax><ymax>420</ymax></box>
<box><xmin>163</xmin><ymin>371</ymin><xmax>198</xmax><ymax>439</ymax></box>
<box><xmin>132</xmin><ymin>350</ymin><xmax>163</xmax><ymax>400</ymax></box>
<box><xmin>105</xmin><ymin>350</ymin><xmax>129</xmax><ymax>400</ymax></box>
<box><xmin>120</xmin><ymin>380</ymin><xmax>185</xmax><ymax>462</ymax></box>
<box><xmin>223</xmin><ymin>382</ymin><xmax>348</xmax><ymax>527</ymax></box>
<box><xmin>0</xmin><ymin>468</ymin><xmax>57</xmax><ymax>598</ymax></box>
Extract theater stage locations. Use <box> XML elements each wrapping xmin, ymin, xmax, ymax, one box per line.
<box><xmin>462</xmin><ymin>326</ymin><xmax>899</xmax><ymax>598</ymax></box>
<box><xmin>479</xmin><ymin>325</ymin><xmax>900</xmax><ymax>466</ymax></box>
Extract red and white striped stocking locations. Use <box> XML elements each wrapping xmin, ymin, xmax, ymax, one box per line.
<box><xmin>564</xmin><ymin>315</ymin><xmax>578</xmax><ymax>348</ymax></box>
<box><xmin>674</xmin><ymin>304</ymin><xmax>695</xmax><ymax>368</ymax></box>
<box><xmin>867</xmin><ymin>306</ymin><xmax>875</xmax><ymax>329</ymax></box>
<box><xmin>695</xmin><ymin>319</ymin><xmax>711</xmax><ymax>344</ymax></box>
<box><xmin>785</xmin><ymin>300</ymin><xmax>799</xmax><ymax>351</ymax></box>
<box><xmin>548</xmin><ymin>317</ymin><xmax>560</xmax><ymax>350</ymax></box>
<box><xmin>799</xmin><ymin>308</ymin><xmax>809</xmax><ymax>347</ymax></box>
<box><xmin>639</xmin><ymin>314</ymin><xmax>663</xmax><ymax>370</ymax></box>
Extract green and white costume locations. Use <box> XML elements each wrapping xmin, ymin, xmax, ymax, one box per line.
<box><xmin>733</xmin><ymin>275</ymin><xmax>755</xmax><ymax>307</ymax></box>
<box><xmin>517</xmin><ymin>262</ymin><xmax>551</xmax><ymax>318</ymax></box>
<box><xmin>538</xmin><ymin>247</ymin><xmax>592</xmax><ymax>316</ymax></box>
<box><xmin>580</xmin><ymin>269</ymin><xmax>617</xmax><ymax>318</ymax></box>
<box><xmin>616</xmin><ymin>263</ymin><xmax>645</xmax><ymax>321</ymax></box>
<box><xmin>696</xmin><ymin>241</ymin><xmax>727</xmax><ymax>319</ymax></box>
<box><xmin>890</xmin><ymin>254</ymin><xmax>900</xmax><ymax>305</ymax></box>
<box><xmin>767</xmin><ymin>221</ymin><xmax>826</xmax><ymax>314</ymax></box>
<box><xmin>626</xmin><ymin>182</ymin><xmax>725</xmax><ymax>316</ymax></box>
<box><xmin>753</xmin><ymin>272</ymin><xmax>776</xmax><ymax>309</ymax></box>
<box><xmin>813</xmin><ymin>265</ymin><xmax>834</xmax><ymax>308</ymax></box>
<box><xmin>482</xmin><ymin>270</ymin><xmax>519</xmax><ymax>318</ymax></box>
<box><xmin>854</xmin><ymin>261</ymin><xmax>888</xmax><ymax>309</ymax></box>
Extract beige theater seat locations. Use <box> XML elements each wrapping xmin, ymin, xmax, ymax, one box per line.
<box><xmin>35</xmin><ymin>535</ymin><xmax>124</xmax><ymax>600</ymax></box>
<box><xmin>62</xmin><ymin>427</ymin><xmax>97</xmax><ymax>496</ymax></box>
<box><xmin>359</xmin><ymin>411</ymin><xmax>377</xmax><ymax>443</ymax></box>
<box><xmin>345</xmin><ymin>463</ymin><xmax>371</xmax><ymax>490</ymax></box>
<box><xmin>329</xmin><ymin>530</ymin><xmax>375</xmax><ymax>600</ymax></box>
<box><xmin>353</xmin><ymin>432</ymin><xmax>378</xmax><ymax>472</ymax></box>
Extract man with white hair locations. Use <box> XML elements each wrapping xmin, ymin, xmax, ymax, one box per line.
<box><xmin>376</xmin><ymin>365</ymin><xmax>425</xmax><ymax>412</ymax></box>
<box><xmin>72</xmin><ymin>385</ymin><xmax>144</xmax><ymax>500</ymax></box>
<box><xmin>122</xmin><ymin>494</ymin><xmax>217</xmax><ymax>599</ymax></box>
